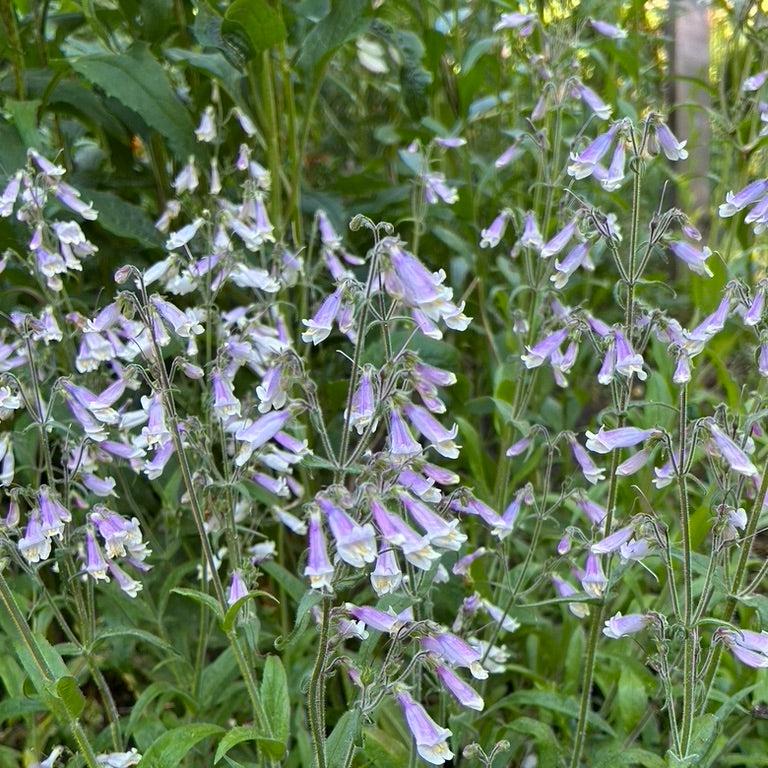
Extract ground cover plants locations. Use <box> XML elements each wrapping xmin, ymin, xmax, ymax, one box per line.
<box><xmin>2</xmin><ymin>0</ymin><xmax>768</xmax><ymax>765</ymax></box>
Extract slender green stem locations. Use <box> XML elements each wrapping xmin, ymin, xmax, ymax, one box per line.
<box><xmin>308</xmin><ymin>598</ymin><xmax>331</xmax><ymax>768</ymax></box>
<box><xmin>0</xmin><ymin>0</ymin><xmax>25</xmax><ymax>99</ymax></box>
<box><xmin>260</xmin><ymin>51</ymin><xmax>283</xmax><ymax>230</ymax></box>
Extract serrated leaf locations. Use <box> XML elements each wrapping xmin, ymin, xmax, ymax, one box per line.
<box><xmin>138</xmin><ymin>723</ymin><xmax>224</xmax><ymax>767</ymax></box>
<box><xmin>68</xmin><ymin>43</ymin><xmax>196</xmax><ymax>160</ymax></box>
<box><xmin>262</xmin><ymin>656</ymin><xmax>289</xmax><ymax>747</ymax></box>
<box><xmin>222</xmin><ymin>0</ymin><xmax>286</xmax><ymax>61</ymax></box>
<box><xmin>171</xmin><ymin>587</ymin><xmax>223</xmax><ymax>619</ymax></box>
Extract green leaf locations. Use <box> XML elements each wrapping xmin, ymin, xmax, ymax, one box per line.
<box><xmin>296</xmin><ymin>0</ymin><xmax>371</xmax><ymax>74</ymax></box>
<box><xmin>91</xmin><ymin>626</ymin><xmax>177</xmax><ymax>656</ymax></box>
<box><xmin>326</xmin><ymin>709</ymin><xmax>361</xmax><ymax>768</ymax></box>
<box><xmin>5</xmin><ymin>100</ymin><xmax>42</xmax><ymax>150</ymax></box>
<box><xmin>275</xmin><ymin>589</ymin><xmax>321</xmax><ymax>650</ymax></box>
<box><xmin>214</xmin><ymin>726</ymin><xmax>259</xmax><ymax>764</ymax></box>
<box><xmin>68</xmin><ymin>43</ymin><xmax>196</xmax><ymax>160</ymax></box>
<box><xmin>260</xmin><ymin>560</ymin><xmax>307</xmax><ymax>603</ymax></box>
<box><xmin>53</xmin><ymin>676</ymin><xmax>85</xmax><ymax>719</ymax></box>
<box><xmin>500</xmin><ymin>691</ymin><xmax>615</xmax><ymax>735</ymax></box>
<box><xmin>593</xmin><ymin>747</ymin><xmax>666</xmax><ymax>768</ymax></box>
<box><xmin>262</xmin><ymin>656</ymin><xmax>289</xmax><ymax>747</ymax></box>
<box><xmin>455</xmin><ymin>416</ymin><xmax>489</xmax><ymax>498</ymax></box>
<box><xmin>221</xmin><ymin>590</ymin><xmax>279</xmax><ymax>633</ymax></box>
<box><xmin>507</xmin><ymin>717</ymin><xmax>559</xmax><ymax>768</ymax></box>
<box><xmin>138</xmin><ymin>723</ymin><xmax>224</xmax><ymax>768</ymax></box>
<box><xmin>362</xmin><ymin>727</ymin><xmax>410</xmax><ymax>768</ymax></box>
<box><xmin>77</xmin><ymin>188</ymin><xmax>162</xmax><ymax>249</ymax></box>
<box><xmin>617</xmin><ymin>667</ymin><xmax>648</xmax><ymax>731</ymax></box>
<box><xmin>222</xmin><ymin>0</ymin><xmax>286</xmax><ymax>61</ymax></box>
<box><xmin>171</xmin><ymin>587</ymin><xmax>224</xmax><ymax>619</ymax></box>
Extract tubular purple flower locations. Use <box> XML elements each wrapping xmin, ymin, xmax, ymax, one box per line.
<box><xmin>482</xmin><ymin>598</ymin><xmax>520</xmax><ymax>633</ymax></box>
<box><xmin>614</xmin><ymin>330</ymin><xmax>646</xmax><ymax>380</ymax></box>
<box><xmin>719</xmin><ymin>180</ymin><xmax>768</xmax><ymax>218</ymax></box>
<box><xmin>551</xmin><ymin>242</ymin><xmax>592</xmax><ymax>289</ymax></box>
<box><xmin>396</xmin><ymin>690</ymin><xmax>453</xmax><ymax>765</ymax></box>
<box><xmin>745</xmin><ymin>289</ymin><xmax>765</xmax><ymax>327</ymax></box>
<box><xmin>668</xmin><ymin>241</ymin><xmax>713</xmax><ymax>278</ymax></box>
<box><xmin>301</xmin><ymin>287</ymin><xmax>343</xmax><ymax>345</ymax></box>
<box><xmin>371</xmin><ymin>548</ymin><xmax>402</xmax><ymax>595</ymax></box>
<box><xmin>318</xmin><ymin>498</ymin><xmax>377</xmax><ymax>568</ymax></box>
<box><xmin>716</xmin><ymin>628</ymin><xmax>768</xmax><ymax>668</ymax></box>
<box><xmin>452</xmin><ymin>547</ymin><xmax>487</xmax><ymax>576</ymax></box>
<box><xmin>585</xmin><ymin>426</ymin><xmax>658</xmax><ymax>454</ymax></box>
<box><xmin>616</xmin><ymin>447</ymin><xmax>653</xmax><ymax>476</ymax></box>
<box><xmin>506</xmin><ymin>436</ymin><xmax>531</xmax><ymax>457</ymax></box>
<box><xmin>581</xmin><ymin>553</ymin><xmax>607</xmax><ymax>598</ymax></box>
<box><xmin>653</xmin><ymin>459</ymin><xmax>675</xmax><ymax>489</ymax></box>
<box><xmin>479</xmin><ymin>210</ymin><xmax>509</xmax><ymax>249</ymax></box>
<box><xmin>591</xmin><ymin>524</ymin><xmax>634</xmax><ymax>554</ymax></box>
<box><xmin>421</xmin><ymin>632</ymin><xmax>488</xmax><ymax>679</ymax></box>
<box><xmin>38</xmin><ymin>486</ymin><xmax>72</xmax><ymax>538</ymax></box>
<box><xmin>435</xmin><ymin>665</ymin><xmax>484</xmax><ymax>711</ymax></box>
<box><xmin>599</xmin><ymin>140</ymin><xmax>626</xmax><ymax>191</ymax></box>
<box><xmin>654</xmin><ymin>121</ymin><xmax>688</xmax><ymax>161</ymax></box>
<box><xmin>83</xmin><ymin>531</ymin><xmax>108</xmax><ymax>583</ymax></box>
<box><xmin>399</xmin><ymin>492</ymin><xmax>466</xmax><ymax>550</ymax></box>
<box><xmin>521</xmin><ymin>327</ymin><xmax>568</xmax><ymax>368</ymax></box>
<box><xmin>227</xmin><ymin>570</ymin><xmax>248</xmax><ymax>605</ymax></box>
<box><xmin>234</xmin><ymin>409</ymin><xmax>292</xmax><ymax>466</ymax></box>
<box><xmin>568</xmin><ymin>124</ymin><xmax>619</xmax><ymax>179</ymax></box>
<box><xmin>520</xmin><ymin>212</ymin><xmax>544</xmax><ymax>251</ymax></box>
<box><xmin>568</xmin><ymin>437</ymin><xmax>606</xmax><ymax>484</ymax></box>
<box><xmin>402</xmin><ymin>404</ymin><xmax>459</xmax><ymax>459</ymax></box>
<box><xmin>304</xmin><ymin>511</ymin><xmax>334</xmax><ymax>591</ymax></box>
<box><xmin>575</xmin><ymin>82</ymin><xmax>612</xmax><ymax>119</ymax></box>
<box><xmin>371</xmin><ymin>499</ymin><xmax>440</xmax><ymax>569</ymax></box>
<box><xmin>107</xmin><ymin>561</ymin><xmax>142</xmax><ymax>598</ymax></box>
<box><xmin>759</xmin><ymin>345</ymin><xmax>768</xmax><ymax>377</ymax></box>
<box><xmin>603</xmin><ymin>612</ymin><xmax>652</xmax><ymax>639</ymax></box>
<box><xmin>742</xmin><ymin>71</ymin><xmax>768</xmax><ymax>92</ymax></box>
<box><xmin>82</xmin><ymin>473</ymin><xmax>117</xmax><ymax>497</ymax></box>
<box><xmin>674</xmin><ymin>353</ymin><xmax>692</xmax><ymax>385</ymax></box>
<box><xmin>541</xmin><ymin>222</ymin><xmax>576</xmax><ymax>259</ymax></box>
<box><xmin>620</xmin><ymin>538</ymin><xmax>652</xmax><ymax>562</ymax></box>
<box><xmin>495</xmin><ymin>142</ymin><xmax>523</xmax><ymax>169</ymax></box>
<box><xmin>493</xmin><ymin>11</ymin><xmax>535</xmax><ymax>31</ymax></box>
<box><xmin>590</xmin><ymin>19</ymin><xmax>627</xmax><ymax>38</ymax></box>
<box><xmin>708</xmin><ymin>423</ymin><xmax>758</xmax><ymax>476</ymax></box>
<box><xmin>552</xmin><ymin>575</ymin><xmax>589</xmax><ymax>618</ymax></box>
<box><xmin>19</xmin><ymin>515</ymin><xmax>51</xmax><ymax>563</ymax></box>
<box><xmin>348</xmin><ymin>604</ymin><xmax>412</xmax><ymax>634</ymax></box>
<box><xmin>388</xmin><ymin>408</ymin><xmax>422</xmax><ymax>456</ymax></box>
<box><xmin>577</xmin><ymin>496</ymin><xmax>607</xmax><ymax>525</ymax></box>
<box><xmin>211</xmin><ymin>370</ymin><xmax>241</xmax><ymax>419</ymax></box>
<box><xmin>346</xmin><ymin>365</ymin><xmax>377</xmax><ymax>434</ymax></box>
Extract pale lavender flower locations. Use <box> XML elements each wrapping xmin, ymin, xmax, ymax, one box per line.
<box><xmin>568</xmin><ymin>436</ymin><xmax>606</xmax><ymax>484</ymax></box>
<box><xmin>388</xmin><ymin>408</ymin><xmax>422</xmax><ymax>456</ymax></box>
<box><xmin>760</xmin><ymin>345</ymin><xmax>768</xmax><ymax>377</ymax></box>
<box><xmin>422</xmin><ymin>462</ymin><xmax>459</xmax><ymax>485</ymax></box>
<box><xmin>493</xmin><ymin>12</ymin><xmax>536</xmax><ymax>31</ymax></box>
<box><xmin>256</xmin><ymin>364</ymin><xmax>288</xmax><ymax>413</ymax></box>
<box><xmin>719</xmin><ymin>180</ymin><xmax>768</xmax><ymax>218</ymax></box>
<box><xmin>82</xmin><ymin>529</ymin><xmax>109</xmax><ymax>581</ymax></box>
<box><xmin>423</xmin><ymin>172</ymin><xmax>458</xmax><ymax>205</ymax></box>
<box><xmin>348</xmin><ymin>604</ymin><xmax>412</xmax><ymax>634</ymax></box>
<box><xmin>54</xmin><ymin>182</ymin><xmax>97</xmax><ymax>220</ymax></box>
<box><xmin>234</xmin><ymin>409</ymin><xmax>292</xmax><ymax>466</ymax></box>
<box><xmin>521</xmin><ymin>327</ymin><xmax>568</xmax><ymax>368</ymax></box>
<box><xmin>305</xmin><ymin>511</ymin><xmax>334</xmax><ymax>591</ymax></box>
<box><xmin>421</xmin><ymin>632</ymin><xmax>488</xmax><ymax>679</ymax></box>
<box><xmin>371</xmin><ymin>548</ymin><xmax>402</xmax><ymax>595</ymax></box>
<box><xmin>620</xmin><ymin>537</ymin><xmax>652</xmax><ymax>562</ymax></box>
<box><xmin>520</xmin><ymin>212</ymin><xmax>544</xmax><ymax>250</ymax></box>
<box><xmin>597</xmin><ymin>339</ymin><xmax>616</xmax><ymax>385</ymax></box>
<box><xmin>552</xmin><ymin>575</ymin><xmax>589</xmax><ymax>618</ymax></box>
<box><xmin>396</xmin><ymin>690</ymin><xmax>453</xmax><ymax>765</ymax></box>
<box><xmin>716</xmin><ymin>628</ymin><xmax>768</xmax><ymax>668</ymax></box>
<box><xmin>614</xmin><ymin>330</ymin><xmax>646</xmax><ymax>380</ymax></box>
<box><xmin>172</xmin><ymin>157</ymin><xmax>199</xmax><ymax>194</ymax></box>
<box><xmin>577</xmin><ymin>496</ymin><xmax>607</xmax><ymax>525</ymax></box>
<box><xmin>506</xmin><ymin>439</ymin><xmax>534</xmax><ymax>463</ymax></box>
<box><xmin>38</xmin><ymin>487</ymin><xmax>71</xmax><ymax>538</ymax></box>
<box><xmin>541</xmin><ymin>222</ymin><xmax>577</xmax><ymax>259</ymax></box>
<box><xmin>211</xmin><ymin>370</ymin><xmax>241</xmax><ymax>419</ymax></box>
<box><xmin>557</xmin><ymin>533</ymin><xmax>571</xmax><ymax>555</ymax></box>
<box><xmin>585</xmin><ymin>426</ymin><xmax>658</xmax><ymax>454</ymax></box>
<box><xmin>603</xmin><ymin>612</ymin><xmax>652</xmax><ymax>639</ymax></box>
<box><xmin>319</xmin><ymin>498</ymin><xmax>377</xmax><ymax>568</ymax></box>
<box><xmin>616</xmin><ymin>447</ymin><xmax>653</xmax><ymax>476</ymax></box>
<box><xmin>435</xmin><ymin>664</ymin><xmax>484</xmax><ymax>711</ymax></box>
<box><xmin>403</xmin><ymin>404</ymin><xmax>459</xmax><ymax>459</ymax></box>
<box><xmin>480</xmin><ymin>211</ymin><xmax>510</xmax><ymax>248</ymax></box>
<box><xmin>482</xmin><ymin>598</ymin><xmax>520</xmax><ymax>633</ymax></box>
<box><xmin>581</xmin><ymin>553</ymin><xmax>607</xmax><ymax>597</ymax></box>
<box><xmin>227</xmin><ymin>570</ymin><xmax>248</xmax><ymax>605</ymax></box>
<box><xmin>301</xmin><ymin>287</ymin><xmax>343</xmax><ymax>345</ymax></box>
<box><xmin>591</xmin><ymin>524</ymin><xmax>634</xmax><ymax>554</ymax></box>
<box><xmin>0</xmin><ymin>171</ymin><xmax>21</xmax><ymax>217</ymax></box>
<box><xmin>654</xmin><ymin>121</ymin><xmax>688</xmax><ymax>161</ymax></box>
<box><xmin>82</xmin><ymin>473</ymin><xmax>117</xmax><ymax>497</ymax></box>
<box><xmin>371</xmin><ymin>499</ymin><xmax>440</xmax><ymax>569</ymax></box>
<box><xmin>19</xmin><ymin>515</ymin><xmax>51</xmax><ymax>563</ymax></box>
<box><xmin>452</xmin><ymin>547</ymin><xmax>487</xmax><ymax>576</ymax></box>
<box><xmin>742</xmin><ymin>71</ymin><xmax>768</xmax><ymax>92</ymax></box>
<box><xmin>744</xmin><ymin>289</ymin><xmax>765</xmax><ymax>327</ymax></box>
<box><xmin>108</xmin><ymin>561</ymin><xmax>143</xmax><ymax>597</ymax></box>
<box><xmin>195</xmin><ymin>106</ymin><xmax>217</xmax><ymax>143</ymax></box>
<box><xmin>574</xmin><ymin>82</ymin><xmax>612</xmax><ymax>120</ymax></box>
<box><xmin>673</xmin><ymin>352</ymin><xmax>692</xmax><ymax>385</ymax></box>
<box><xmin>568</xmin><ymin>124</ymin><xmax>619</xmax><ymax>179</ymax></box>
<box><xmin>95</xmin><ymin>748</ymin><xmax>142</xmax><ymax>767</ymax></box>
<box><xmin>347</xmin><ymin>365</ymin><xmax>377</xmax><ymax>434</ymax></box>
<box><xmin>708</xmin><ymin>423</ymin><xmax>758</xmax><ymax>476</ymax></box>
<box><xmin>590</xmin><ymin>19</ymin><xmax>627</xmax><ymax>39</ymax></box>
<box><xmin>400</xmin><ymin>492</ymin><xmax>466</xmax><ymax>550</ymax></box>
<box><xmin>653</xmin><ymin>459</ymin><xmax>675</xmax><ymax>489</ymax></box>
<box><xmin>495</xmin><ymin>142</ymin><xmax>523</xmax><ymax>169</ymax></box>
<box><xmin>551</xmin><ymin>242</ymin><xmax>592</xmax><ymax>289</ymax></box>
<box><xmin>668</xmin><ymin>241</ymin><xmax>713</xmax><ymax>277</ymax></box>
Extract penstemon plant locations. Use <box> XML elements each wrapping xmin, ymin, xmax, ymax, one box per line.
<box><xmin>3</xmin><ymin>1</ymin><xmax>768</xmax><ymax>767</ymax></box>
